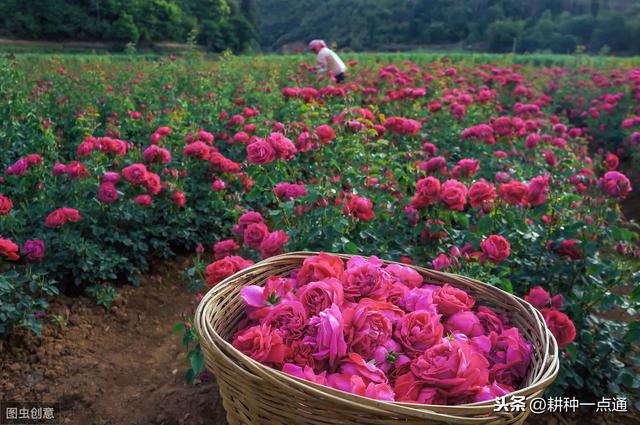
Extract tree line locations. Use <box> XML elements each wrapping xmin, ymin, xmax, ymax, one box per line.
<box><xmin>258</xmin><ymin>0</ymin><xmax>640</xmax><ymax>54</ymax></box>
<box><xmin>0</xmin><ymin>0</ymin><xmax>638</xmax><ymax>54</ymax></box>
<box><xmin>0</xmin><ymin>0</ymin><xmax>257</xmax><ymax>52</ymax></box>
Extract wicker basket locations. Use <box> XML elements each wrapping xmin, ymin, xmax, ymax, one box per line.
<box><xmin>195</xmin><ymin>251</ymin><xmax>559</xmax><ymax>425</ymax></box>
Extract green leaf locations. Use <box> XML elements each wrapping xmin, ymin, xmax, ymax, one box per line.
<box><xmin>611</xmin><ymin>226</ymin><xmax>635</xmax><ymax>242</ymax></box>
<box><xmin>476</xmin><ymin>215</ymin><xmax>492</xmax><ymax>235</ymax></box>
<box><xmin>500</xmin><ymin>279</ymin><xmax>513</xmax><ymax>294</ymax></box>
<box><xmin>172</xmin><ymin>322</ymin><xmax>185</xmax><ymax>335</ymax></box>
<box><xmin>344</xmin><ymin>241</ymin><xmax>359</xmax><ymax>254</ymax></box>
<box><xmin>580</xmin><ymin>329</ymin><xmax>593</xmax><ymax>345</ymax></box>
<box><xmin>631</xmin><ymin>285</ymin><xmax>640</xmax><ymax>303</ymax></box>
<box><xmin>619</xmin><ymin>371</ymin><xmax>637</xmax><ymax>388</ymax></box>
<box><xmin>183</xmin><ymin>329</ymin><xmax>194</xmax><ymax>348</ymax></box>
<box><xmin>565</xmin><ymin>343</ymin><xmax>577</xmax><ymax>358</ymax></box>
<box><xmin>624</xmin><ymin>321</ymin><xmax>640</xmax><ymax>343</ymax></box>
<box><xmin>515</xmin><ymin>218</ymin><xmax>529</xmax><ymax>234</ymax></box>
<box><xmin>189</xmin><ymin>349</ymin><xmax>205</xmax><ymax>374</ymax></box>
<box><xmin>185</xmin><ymin>368</ymin><xmax>196</xmax><ymax>384</ymax></box>
<box><xmin>453</xmin><ymin>212</ymin><xmax>470</xmax><ymax>228</ymax></box>
<box><xmin>573</xmin><ymin>372</ymin><xmax>584</xmax><ymax>388</ymax></box>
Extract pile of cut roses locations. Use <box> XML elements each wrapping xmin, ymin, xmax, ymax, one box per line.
<box><xmin>232</xmin><ymin>253</ymin><xmax>533</xmax><ymax>405</ymax></box>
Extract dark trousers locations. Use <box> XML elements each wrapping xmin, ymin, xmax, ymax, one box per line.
<box><xmin>335</xmin><ymin>72</ymin><xmax>345</xmax><ymax>84</ymax></box>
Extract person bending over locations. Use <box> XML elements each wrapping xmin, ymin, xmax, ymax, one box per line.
<box><xmin>308</xmin><ymin>39</ymin><xmax>347</xmax><ymax>84</ymax></box>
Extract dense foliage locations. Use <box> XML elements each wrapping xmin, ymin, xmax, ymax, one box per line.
<box><xmin>0</xmin><ymin>52</ymin><xmax>639</xmax><ymax>407</ymax></box>
<box><xmin>2</xmin><ymin>0</ymin><xmax>639</xmax><ymax>55</ymax></box>
<box><xmin>0</xmin><ymin>0</ymin><xmax>256</xmax><ymax>52</ymax></box>
<box><xmin>258</xmin><ymin>0</ymin><xmax>640</xmax><ymax>54</ymax></box>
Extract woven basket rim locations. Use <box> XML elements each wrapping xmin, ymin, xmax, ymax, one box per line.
<box><xmin>195</xmin><ymin>251</ymin><xmax>560</xmax><ymax>421</ymax></box>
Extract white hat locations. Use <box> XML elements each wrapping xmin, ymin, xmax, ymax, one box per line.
<box><xmin>308</xmin><ymin>40</ymin><xmax>326</xmax><ymax>50</ymax></box>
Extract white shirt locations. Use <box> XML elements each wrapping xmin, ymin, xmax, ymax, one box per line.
<box><xmin>316</xmin><ymin>47</ymin><xmax>347</xmax><ymax>76</ymax></box>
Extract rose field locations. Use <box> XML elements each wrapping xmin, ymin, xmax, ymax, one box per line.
<box><xmin>1</xmin><ymin>51</ymin><xmax>640</xmax><ymax>422</ymax></box>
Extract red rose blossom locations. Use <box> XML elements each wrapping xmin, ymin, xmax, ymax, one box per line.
<box><xmin>439</xmin><ymin>179</ymin><xmax>467</xmax><ymax>211</ymax></box>
<box><xmin>541</xmin><ymin>308</ymin><xmax>576</xmax><ymax>349</ymax></box>
<box><xmin>345</xmin><ymin>195</ymin><xmax>375</xmax><ymax>221</ymax></box>
<box><xmin>0</xmin><ymin>237</ymin><xmax>20</xmax><ymax>261</ymax></box>
<box><xmin>480</xmin><ymin>235</ymin><xmax>511</xmax><ymax>265</ymax></box>
<box><xmin>432</xmin><ymin>284</ymin><xmax>475</xmax><ymax>317</ymax></box>
<box><xmin>468</xmin><ymin>179</ymin><xmax>496</xmax><ymax>208</ymax></box>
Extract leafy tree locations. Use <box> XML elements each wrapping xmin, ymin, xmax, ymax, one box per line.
<box><xmin>253</xmin><ymin>0</ymin><xmax>639</xmax><ymax>54</ymax></box>
<box><xmin>198</xmin><ymin>20</ymin><xmax>225</xmax><ymax>50</ymax></box>
<box><xmin>111</xmin><ymin>12</ymin><xmax>140</xmax><ymax>44</ymax></box>
<box><xmin>550</xmin><ymin>33</ymin><xmax>579</xmax><ymax>53</ymax></box>
<box><xmin>559</xmin><ymin>14</ymin><xmax>596</xmax><ymax>44</ymax></box>
<box><xmin>486</xmin><ymin>19</ymin><xmax>523</xmax><ymax>52</ymax></box>
<box><xmin>590</xmin><ymin>14</ymin><xmax>632</xmax><ymax>51</ymax></box>
<box><xmin>0</xmin><ymin>0</ymin><xmax>257</xmax><ymax>53</ymax></box>
<box><xmin>424</xmin><ymin>22</ymin><xmax>449</xmax><ymax>44</ymax></box>
<box><xmin>241</xmin><ymin>0</ymin><xmax>259</xmax><ymax>29</ymax></box>
<box><xmin>228</xmin><ymin>14</ymin><xmax>257</xmax><ymax>51</ymax></box>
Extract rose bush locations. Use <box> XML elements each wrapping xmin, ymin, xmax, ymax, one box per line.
<box><xmin>0</xmin><ymin>54</ymin><xmax>638</xmax><ymax>406</ymax></box>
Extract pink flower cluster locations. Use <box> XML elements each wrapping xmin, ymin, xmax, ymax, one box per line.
<box><xmin>149</xmin><ymin>126</ymin><xmax>172</xmax><ymax>144</ymax></box>
<box><xmin>383</xmin><ymin>117</ymin><xmax>422</xmax><ymax>135</ymax></box>
<box><xmin>231</xmin><ymin>211</ymin><xmax>289</xmax><ymax>259</ymax></box>
<box><xmin>273</xmin><ymin>182</ymin><xmax>308</xmax><ymax>201</ymax></box>
<box><xmin>524</xmin><ymin>286</ymin><xmax>576</xmax><ymax>349</ymax></box>
<box><xmin>122</xmin><ymin>163</ymin><xmax>163</xmax><ymax>195</ymax></box>
<box><xmin>204</xmin><ymin>211</ymin><xmax>291</xmax><ymax>286</ymax></box>
<box><xmin>410</xmin><ymin>173</ymin><xmax>552</xmax><ymax>212</ymax></box>
<box><xmin>5</xmin><ymin>154</ymin><xmax>42</xmax><ymax>176</ymax></box>
<box><xmin>52</xmin><ymin>161</ymin><xmax>90</xmax><ymax>179</ymax></box>
<box><xmin>76</xmin><ymin>136</ymin><xmax>128</xmax><ymax>157</ymax></box>
<box><xmin>44</xmin><ymin>207</ymin><xmax>82</xmax><ymax>228</ymax></box>
<box><xmin>232</xmin><ymin>253</ymin><xmax>532</xmax><ymax>405</ymax></box>
<box><xmin>600</xmin><ymin>171</ymin><xmax>632</xmax><ymax>199</ymax></box>
<box><xmin>247</xmin><ymin>133</ymin><xmax>297</xmax><ymax>165</ymax></box>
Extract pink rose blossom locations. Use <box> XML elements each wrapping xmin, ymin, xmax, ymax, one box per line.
<box><xmin>297</xmin><ymin>278</ymin><xmax>344</xmax><ymax>316</ymax></box>
<box><xmin>439</xmin><ymin>179</ymin><xmax>467</xmax><ymax>211</ymax></box>
<box><xmin>385</xmin><ymin>264</ymin><xmax>423</xmax><ymax>288</ymax></box>
<box><xmin>433</xmin><ymin>284</ymin><xmax>475</xmax><ymax>317</ymax></box>
<box><xmin>342</xmin><ymin>256</ymin><xmax>393</xmax><ymax>301</ymax></box>
<box><xmin>213</xmin><ymin>239</ymin><xmax>240</xmax><ymax>259</ymax></box>
<box><xmin>343</xmin><ymin>299</ymin><xmax>401</xmax><ymax>358</ymax></box>
<box><xmin>395</xmin><ymin>309</ymin><xmax>444</xmax><ymax>357</ymax></box>
<box><xmin>304</xmin><ymin>304</ymin><xmax>347</xmax><ymax>369</ymax></box>
<box><xmin>232</xmin><ymin>323</ymin><xmax>290</xmax><ymax>367</ymax></box>
<box><xmin>445</xmin><ymin>311</ymin><xmax>484</xmax><ymax>337</ymax></box>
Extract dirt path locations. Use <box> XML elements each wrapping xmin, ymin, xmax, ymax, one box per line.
<box><xmin>620</xmin><ymin>161</ymin><xmax>640</xmax><ymax>224</ymax></box>
<box><xmin>0</xmin><ymin>38</ymin><xmax>198</xmax><ymax>53</ymax></box>
<box><xmin>0</xmin><ymin>255</ymin><xmax>224</xmax><ymax>425</ymax></box>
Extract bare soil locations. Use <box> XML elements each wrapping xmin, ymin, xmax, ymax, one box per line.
<box><xmin>0</xmin><ymin>255</ymin><xmax>224</xmax><ymax>425</ymax></box>
<box><xmin>0</xmin><ymin>38</ymin><xmax>202</xmax><ymax>54</ymax></box>
<box><xmin>620</xmin><ymin>160</ymin><xmax>640</xmax><ymax>224</ymax></box>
